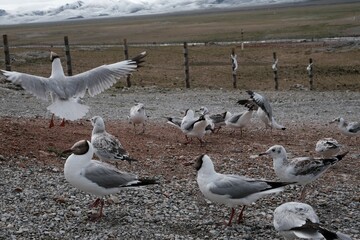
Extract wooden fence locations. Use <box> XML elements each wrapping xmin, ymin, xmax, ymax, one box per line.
<box><xmin>1</xmin><ymin>34</ymin><xmax>321</xmax><ymax>90</ymax></box>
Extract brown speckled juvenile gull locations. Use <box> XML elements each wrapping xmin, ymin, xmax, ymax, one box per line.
<box><xmin>90</xmin><ymin>116</ymin><xmax>137</xmax><ymax>166</ymax></box>
<box><xmin>260</xmin><ymin>145</ymin><xmax>348</xmax><ymax>200</ymax></box>
<box><xmin>330</xmin><ymin>117</ymin><xmax>360</xmax><ymax>137</ymax></box>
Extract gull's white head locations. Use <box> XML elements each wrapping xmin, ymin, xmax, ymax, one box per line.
<box><xmin>199</xmin><ymin>106</ymin><xmax>209</xmax><ymax>115</ymax></box>
<box><xmin>184</xmin><ymin>109</ymin><xmax>194</xmax><ymax>118</ymax></box>
<box><xmin>50</xmin><ymin>51</ymin><xmax>59</xmax><ymax>62</ymax></box>
<box><xmin>136</xmin><ymin>103</ymin><xmax>144</xmax><ymax>109</ymax></box>
<box><xmin>330</xmin><ymin>117</ymin><xmax>343</xmax><ymax>124</ymax></box>
<box><xmin>260</xmin><ymin>145</ymin><xmax>287</xmax><ymax>158</ymax></box>
<box><xmin>90</xmin><ymin>116</ymin><xmax>105</xmax><ymax>127</ymax></box>
<box><xmin>90</xmin><ymin>116</ymin><xmax>106</xmax><ymax>133</ymax></box>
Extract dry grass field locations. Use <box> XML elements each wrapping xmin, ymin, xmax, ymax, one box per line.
<box><xmin>1</xmin><ymin>1</ymin><xmax>360</xmax><ymax>91</ymax></box>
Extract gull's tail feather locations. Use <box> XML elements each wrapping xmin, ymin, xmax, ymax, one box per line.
<box><xmin>122</xmin><ymin>156</ymin><xmax>138</xmax><ymax>165</ymax></box>
<box><xmin>335</xmin><ymin>232</ymin><xmax>353</xmax><ymax>240</ymax></box>
<box><xmin>165</xmin><ymin>117</ymin><xmax>182</xmax><ymax>129</ymax></box>
<box><xmin>47</xmin><ymin>98</ymin><xmax>90</xmax><ymax>121</ymax></box>
<box><xmin>291</xmin><ymin>220</ymin><xmax>353</xmax><ymax>240</ymax></box>
<box><xmin>125</xmin><ymin>178</ymin><xmax>158</xmax><ymax>187</ymax></box>
<box><xmin>271</xmin><ymin>117</ymin><xmax>286</xmax><ymax>130</ymax></box>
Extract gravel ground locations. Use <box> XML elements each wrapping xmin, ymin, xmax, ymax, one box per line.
<box><xmin>0</xmin><ymin>84</ymin><xmax>359</xmax><ymax>239</ymax></box>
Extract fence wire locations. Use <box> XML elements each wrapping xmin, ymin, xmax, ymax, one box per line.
<box><xmin>2</xmin><ymin>39</ymin><xmax>358</xmax><ymax>91</ymax></box>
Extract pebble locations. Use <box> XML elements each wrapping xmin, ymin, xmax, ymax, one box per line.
<box><xmin>0</xmin><ymin>88</ymin><xmax>359</xmax><ymax>239</ymax></box>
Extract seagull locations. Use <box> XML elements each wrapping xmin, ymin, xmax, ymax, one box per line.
<box><xmin>237</xmin><ymin>90</ymin><xmax>286</xmax><ymax>130</ymax></box>
<box><xmin>306</xmin><ymin>62</ymin><xmax>313</xmax><ymax>74</ymax></box>
<box><xmin>330</xmin><ymin>117</ymin><xmax>360</xmax><ymax>137</ymax></box>
<box><xmin>259</xmin><ymin>145</ymin><xmax>348</xmax><ymax>200</ymax></box>
<box><xmin>1</xmin><ymin>51</ymin><xmax>147</xmax><ymax>128</ymax></box>
<box><xmin>166</xmin><ymin>109</ymin><xmax>213</xmax><ymax>143</ymax></box>
<box><xmin>225</xmin><ymin>103</ymin><xmax>256</xmax><ymax>136</ymax></box>
<box><xmin>315</xmin><ymin>138</ymin><xmax>341</xmax><ymax>158</ymax></box>
<box><xmin>62</xmin><ymin>140</ymin><xmax>156</xmax><ymax>220</ymax></box>
<box><xmin>272</xmin><ymin>58</ymin><xmax>278</xmax><ymax>72</ymax></box>
<box><xmin>165</xmin><ymin>116</ymin><xmax>182</xmax><ymax>130</ymax></box>
<box><xmin>128</xmin><ymin>103</ymin><xmax>147</xmax><ymax>134</ymax></box>
<box><xmin>90</xmin><ymin>116</ymin><xmax>137</xmax><ymax>166</ymax></box>
<box><xmin>274</xmin><ymin>202</ymin><xmax>352</xmax><ymax>240</ymax></box>
<box><xmin>194</xmin><ymin>154</ymin><xmax>293</xmax><ymax>226</ymax></box>
<box><xmin>198</xmin><ymin>106</ymin><xmax>231</xmax><ymax>133</ymax></box>
<box><xmin>181</xmin><ymin>113</ymin><xmax>209</xmax><ymax>146</ymax></box>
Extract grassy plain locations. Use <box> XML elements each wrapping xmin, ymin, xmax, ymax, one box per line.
<box><xmin>0</xmin><ymin>1</ymin><xmax>359</xmax><ymax>91</ymax></box>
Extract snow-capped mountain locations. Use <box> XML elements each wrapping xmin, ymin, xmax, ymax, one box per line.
<box><xmin>0</xmin><ymin>0</ymin><xmax>306</xmax><ymax>25</ymax></box>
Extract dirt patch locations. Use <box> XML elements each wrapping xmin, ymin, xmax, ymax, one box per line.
<box><xmin>1</xmin><ymin>116</ymin><xmax>358</xmax><ymax>181</ymax></box>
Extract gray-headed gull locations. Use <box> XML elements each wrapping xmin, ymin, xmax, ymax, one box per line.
<box><xmin>199</xmin><ymin>106</ymin><xmax>231</xmax><ymax>133</ymax></box>
<box><xmin>194</xmin><ymin>154</ymin><xmax>293</xmax><ymax>226</ymax></box>
<box><xmin>63</xmin><ymin>140</ymin><xmax>156</xmax><ymax>220</ymax></box>
<box><xmin>330</xmin><ymin>117</ymin><xmax>360</xmax><ymax>137</ymax></box>
<box><xmin>274</xmin><ymin>202</ymin><xmax>352</xmax><ymax>240</ymax></box>
<box><xmin>315</xmin><ymin>138</ymin><xmax>341</xmax><ymax>158</ymax></box>
<box><xmin>225</xmin><ymin>103</ymin><xmax>256</xmax><ymax>136</ymax></box>
<box><xmin>90</xmin><ymin>116</ymin><xmax>137</xmax><ymax>166</ymax></box>
<box><xmin>260</xmin><ymin>145</ymin><xmax>348</xmax><ymax>200</ymax></box>
<box><xmin>1</xmin><ymin>51</ymin><xmax>146</xmax><ymax>128</ymax></box>
<box><xmin>238</xmin><ymin>90</ymin><xmax>286</xmax><ymax>130</ymax></box>
<box><xmin>128</xmin><ymin>103</ymin><xmax>147</xmax><ymax>134</ymax></box>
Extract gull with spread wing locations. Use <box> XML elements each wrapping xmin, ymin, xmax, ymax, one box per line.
<box><xmin>1</xmin><ymin>51</ymin><xmax>146</xmax><ymax>127</ymax></box>
<box><xmin>225</xmin><ymin>102</ymin><xmax>256</xmax><ymax>136</ymax></box>
<box><xmin>198</xmin><ymin>106</ymin><xmax>231</xmax><ymax>133</ymax></box>
<box><xmin>181</xmin><ymin>112</ymin><xmax>209</xmax><ymax>146</ymax></box>
<box><xmin>237</xmin><ymin>90</ymin><xmax>286</xmax><ymax>130</ymax></box>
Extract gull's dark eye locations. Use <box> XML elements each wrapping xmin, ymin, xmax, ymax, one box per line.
<box><xmin>272</xmin><ymin>149</ymin><xmax>276</xmax><ymax>152</ymax></box>
<box><xmin>277</xmin><ymin>150</ymin><xmax>281</xmax><ymax>154</ymax></box>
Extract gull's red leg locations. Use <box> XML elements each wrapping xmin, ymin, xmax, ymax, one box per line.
<box><xmin>226</xmin><ymin>208</ymin><xmax>236</xmax><ymax>226</ymax></box>
<box><xmin>49</xmin><ymin>114</ymin><xmax>55</xmax><ymax>128</ymax></box>
<box><xmin>89</xmin><ymin>198</ymin><xmax>104</xmax><ymax>221</ymax></box>
<box><xmin>59</xmin><ymin>118</ymin><xmax>66</xmax><ymax>127</ymax></box>
<box><xmin>237</xmin><ymin>206</ymin><xmax>246</xmax><ymax>224</ymax></box>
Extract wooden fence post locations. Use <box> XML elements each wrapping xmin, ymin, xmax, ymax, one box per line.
<box><xmin>183</xmin><ymin>42</ymin><xmax>190</xmax><ymax>88</ymax></box>
<box><xmin>231</xmin><ymin>48</ymin><xmax>238</xmax><ymax>89</ymax></box>
<box><xmin>123</xmin><ymin>38</ymin><xmax>131</xmax><ymax>87</ymax></box>
<box><xmin>241</xmin><ymin>29</ymin><xmax>245</xmax><ymax>50</ymax></box>
<box><xmin>64</xmin><ymin>36</ymin><xmax>72</xmax><ymax>76</ymax></box>
<box><xmin>3</xmin><ymin>34</ymin><xmax>11</xmax><ymax>71</ymax></box>
<box><xmin>307</xmin><ymin>58</ymin><xmax>314</xmax><ymax>90</ymax></box>
<box><xmin>272</xmin><ymin>52</ymin><xmax>278</xmax><ymax>90</ymax></box>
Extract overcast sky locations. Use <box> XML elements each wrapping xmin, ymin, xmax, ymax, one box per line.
<box><xmin>0</xmin><ymin>0</ymin><xmax>155</xmax><ymax>11</ymax></box>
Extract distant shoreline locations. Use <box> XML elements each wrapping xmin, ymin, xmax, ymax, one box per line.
<box><xmin>156</xmin><ymin>0</ymin><xmax>360</xmax><ymax>17</ymax></box>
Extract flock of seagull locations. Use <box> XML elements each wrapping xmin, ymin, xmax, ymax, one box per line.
<box><xmin>1</xmin><ymin>51</ymin><xmax>359</xmax><ymax>239</ymax></box>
